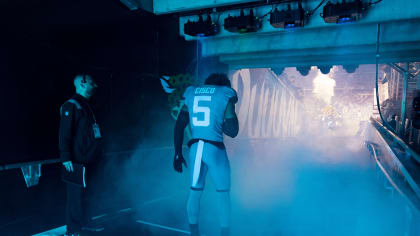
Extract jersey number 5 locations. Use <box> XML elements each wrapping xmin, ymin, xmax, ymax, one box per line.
<box><xmin>192</xmin><ymin>96</ymin><xmax>211</xmax><ymax>127</ymax></box>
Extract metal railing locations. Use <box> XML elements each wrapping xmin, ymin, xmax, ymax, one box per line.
<box><xmin>0</xmin><ymin>159</ymin><xmax>61</xmax><ymax>172</ymax></box>
<box><xmin>0</xmin><ymin>146</ymin><xmax>177</xmax><ymax>172</ymax></box>
<box><xmin>366</xmin><ymin>141</ymin><xmax>419</xmax><ymax>212</ymax></box>
<box><xmin>371</xmin><ymin>118</ymin><xmax>420</xmax><ymax>164</ymax></box>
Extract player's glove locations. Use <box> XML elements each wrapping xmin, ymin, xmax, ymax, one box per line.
<box><xmin>173</xmin><ymin>153</ymin><xmax>188</xmax><ymax>173</ymax></box>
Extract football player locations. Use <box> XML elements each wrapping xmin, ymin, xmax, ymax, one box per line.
<box><xmin>173</xmin><ymin>73</ymin><xmax>239</xmax><ymax>236</ymax></box>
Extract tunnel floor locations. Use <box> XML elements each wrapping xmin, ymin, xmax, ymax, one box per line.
<box><xmin>4</xmin><ymin>136</ymin><xmax>409</xmax><ymax>236</ymax></box>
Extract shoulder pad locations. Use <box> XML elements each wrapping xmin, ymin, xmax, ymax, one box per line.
<box><xmin>66</xmin><ymin>99</ymin><xmax>82</xmax><ymax>110</ymax></box>
<box><xmin>224</xmin><ymin>87</ymin><xmax>238</xmax><ymax>104</ymax></box>
<box><xmin>183</xmin><ymin>86</ymin><xmax>194</xmax><ymax>99</ymax></box>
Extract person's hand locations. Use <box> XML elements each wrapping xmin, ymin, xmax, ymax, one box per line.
<box><xmin>173</xmin><ymin>153</ymin><xmax>187</xmax><ymax>173</ymax></box>
<box><xmin>63</xmin><ymin>161</ymin><xmax>74</xmax><ymax>172</ymax></box>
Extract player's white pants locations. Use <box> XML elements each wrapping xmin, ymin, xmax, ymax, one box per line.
<box><xmin>187</xmin><ymin>140</ymin><xmax>231</xmax><ymax>227</ymax></box>
<box><xmin>188</xmin><ymin>140</ymin><xmax>230</xmax><ymax>191</ymax></box>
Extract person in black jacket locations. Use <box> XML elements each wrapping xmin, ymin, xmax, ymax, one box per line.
<box><xmin>59</xmin><ymin>74</ymin><xmax>102</xmax><ymax>236</ymax></box>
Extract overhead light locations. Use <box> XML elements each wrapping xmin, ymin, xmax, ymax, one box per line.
<box><xmin>184</xmin><ymin>14</ymin><xmax>220</xmax><ymax>37</ymax></box>
<box><xmin>318</xmin><ymin>65</ymin><xmax>332</xmax><ymax>74</ymax></box>
<box><xmin>322</xmin><ymin>0</ymin><xmax>365</xmax><ymax>24</ymax></box>
<box><xmin>270</xmin><ymin>3</ymin><xmax>306</xmax><ymax>29</ymax></box>
<box><xmin>224</xmin><ymin>9</ymin><xmax>261</xmax><ymax>33</ymax></box>
<box><xmin>296</xmin><ymin>66</ymin><xmax>311</xmax><ymax>76</ymax></box>
<box><xmin>343</xmin><ymin>64</ymin><xmax>359</xmax><ymax>73</ymax></box>
<box><xmin>271</xmin><ymin>67</ymin><xmax>285</xmax><ymax>75</ymax></box>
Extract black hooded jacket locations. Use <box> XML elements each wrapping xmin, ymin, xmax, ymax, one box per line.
<box><xmin>59</xmin><ymin>94</ymin><xmax>102</xmax><ymax>164</ymax></box>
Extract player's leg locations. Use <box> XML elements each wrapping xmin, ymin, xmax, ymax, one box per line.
<box><xmin>187</xmin><ymin>188</ymin><xmax>203</xmax><ymax>236</ymax></box>
<box><xmin>187</xmin><ymin>166</ymin><xmax>207</xmax><ymax>225</ymax></box>
<box><xmin>204</xmin><ymin>145</ymin><xmax>231</xmax><ymax>235</ymax></box>
<box><xmin>217</xmin><ymin>190</ymin><xmax>231</xmax><ymax>236</ymax></box>
<box><xmin>188</xmin><ymin>142</ymin><xmax>208</xmax><ymax>236</ymax></box>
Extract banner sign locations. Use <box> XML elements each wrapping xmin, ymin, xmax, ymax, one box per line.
<box><xmin>231</xmin><ymin>69</ymin><xmax>303</xmax><ymax>139</ymax></box>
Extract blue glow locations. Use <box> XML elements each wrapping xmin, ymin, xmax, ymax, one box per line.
<box><xmin>337</xmin><ymin>17</ymin><xmax>354</xmax><ymax>24</ymax></box>
<box><xmin>285</xmin><ymin>23</ymin><xmax>296</xmax><ymax>29</ymax></box>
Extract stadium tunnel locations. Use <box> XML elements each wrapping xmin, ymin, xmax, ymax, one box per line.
<box><xmin>2</xmin><ymin>0</ymin><xmax>420</xmax><ymax>235</ymax></box>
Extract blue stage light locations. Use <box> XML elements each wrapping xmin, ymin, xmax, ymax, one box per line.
<box><xmin>224</xmin><ymin>9</ymin><xmax>261</xmax><ymax>33</ymax></box>
<box><xmin>270</xmin><ymin>3</ymin><xmax>306</xmax><ymax>29</ymax></box>
<box><xmin>184</xmin><ymin>14</ymin><xmax>220</xmax><ymax>37</ymax></box>
<box><xmin>285</xmin><ymin>23</ymin><xmax>296</xmax><ymax>28</ymax></box>
<box><xmin>322</xmin><ymin>0</ymin><xmax>365</xmax><ymax>24</ymax></box>
<box><xmin>337</xmin><ymin>16</ymin><xmax>353</xmax><ymax>24</ymax></box>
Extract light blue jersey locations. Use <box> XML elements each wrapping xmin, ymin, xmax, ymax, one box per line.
<box><xmin>184</xmin><ymin>85</ymin><xmax>238</xmax><ymax>142</ymax></box>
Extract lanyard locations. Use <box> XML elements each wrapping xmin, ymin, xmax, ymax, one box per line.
<box><xmin>85</xmin><ymin>102</ymin><xmax>97</xmax><ymax>124</ymax></box>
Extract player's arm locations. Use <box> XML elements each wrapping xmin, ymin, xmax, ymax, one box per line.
<box><xmin>59</xmin><ymin>102</ymin><xmax>75</xmax><ymax>172</ymax></box>
<box><xmin>173</xmin><ymin>105</ymin><xmax>189</xmax><ymax>172</ymax></box>
<box><xmin>223</xmin><ymin>99</ymin><xmax>239</xmax><ymax>138</ymax></box>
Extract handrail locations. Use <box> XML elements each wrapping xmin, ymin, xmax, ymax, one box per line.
<box><xmin>0</xmin><ymin>146</ymin><xmax>178</xmax><ymax>172</ymax></box>
<box><xmin>366</xmin><ymin>142</ymin><xmax>419</xmax><ymax>212</ymax></box>
<box><xmin>0</xmin><ymin>159</ymin><xmax>61</xmax><ymax>172</ymax></box>
<box><xmin>371</xmin><ymin>118</ymin><xmax>420</xmax><ymax>164</ymax></box>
